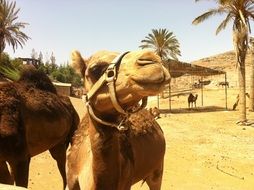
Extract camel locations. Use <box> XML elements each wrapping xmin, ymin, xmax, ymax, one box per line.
<box><xmin>149</xmin><ymin>107</ymin><xmax>161</xmax><ymax>119</ymax></box>
<box><xmin>188</xmin><ymin>93</ymin><xmax>198</xmax><ymax>108</ymax></box>
<box><xmin>218</xmin><ymin>81</ymin><xmax>229</xmax><ymax>88</ymax></box>
<box><xmin>232</xmin><ymin>93</ymin><xmax>250</xmax><ymax>110</ymax></box>
<box><xmin>0</xmin><ymin>66</ymin><xmax>80</xmax><ymax>189</ymax></box>
<box><xmin>66</xmin><ymin>50</ymin><xmax>170</xmax><ymax>190</ymax></box>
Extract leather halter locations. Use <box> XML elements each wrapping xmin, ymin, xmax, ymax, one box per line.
<box><xmin>85</xmin><ymin>52</ymin><xmax>147</xmax><ymax>131</ymax></box>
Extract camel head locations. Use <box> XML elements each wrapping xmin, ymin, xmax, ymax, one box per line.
<box><xmin>72</xmin><ymin>50</ymin><xmax>170</xmax><ymax>114</ymax></box>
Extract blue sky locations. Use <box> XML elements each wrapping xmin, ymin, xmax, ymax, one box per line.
<box><xmin>6</xmin><ymin>0</ymin><xmax>247</xmax><ymax>64</ymax></box>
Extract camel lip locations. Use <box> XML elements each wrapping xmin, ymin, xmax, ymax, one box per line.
<box><xmin>136</xmin><ymin>59</ymin><xmax>157</xmax><ymax>66</ymax></box>
<box><xmin>133</xmin><ymin>77</ymin><xmax>165</xmax><ymax>85</ymax></box>
<box><xmin>132</xmin><ymin>74</ymin><xmax>169</xmax><ymax>86</ymax></box>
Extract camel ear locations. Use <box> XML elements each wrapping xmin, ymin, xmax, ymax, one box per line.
<box><xmin>71</xmin><ymin>50</ymin><xmax>86</xmax><ymax>77</ymax></box>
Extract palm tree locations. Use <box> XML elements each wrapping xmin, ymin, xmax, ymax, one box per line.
<box><xmin>0</xmin><ymin>0</ymin><xmax>29</xmax><ymax>54</ymax></box>
<box><xmin>193</xmin><ymin>0</ymin><xmax>254</xmax><ymax>124</ymax></box>
<box><xmin>139</xmin><ymin>28</ymin><xmax>181</xmax><ymax>61</ymax></box>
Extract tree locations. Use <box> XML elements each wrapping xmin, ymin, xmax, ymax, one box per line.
<box><xmin>51</xmin><ymin>64</ymin><xmax>82</xmax><ymax>87</ymax></box>
<box><xmin>50</xmin><ymin>52</ymin><xmax>56</xmax><ymax>65</ymax></box>
<box><xmin>31</xmin><ymin>48</ymin><xmax>38</xmax><ymax>59</ymax></box>
<box><xmin>139</xmin><ymin>28</ymin><xmax>181</xmax><ymax>61</ymax></box>
<box><xmin>49</xmin><ymin>52</ymin><xmax>57</xmax><ymax>72</ymax></box>
<box><xmin>193</xmin><ymin>0</ymin><xmax>254</xmax><ymax>124</ymax></box>
<box><xmin>38</xmin><ymin>51</ymin><xmax>43</xmax><ymax>63</ymax></box>
<box><xmin>0</xmin><ymin>0</ymin><xmax>29</xmax><ymax>54</ymax></box>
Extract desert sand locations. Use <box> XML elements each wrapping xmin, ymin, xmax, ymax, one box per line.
<box><xmin>23</xmin><ymin>86</ymin><xmax>254</xmax><ymax>190</ymax></box>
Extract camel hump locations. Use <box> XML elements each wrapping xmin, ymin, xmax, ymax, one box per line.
<box><xmin>18</xmin><ymin>65</ymin><xmax>57</xmax><ymax>94</ymax></box>
<box><xmin>188</xmin><ymin>93</ymin><xmax>194</xmax><ymax>99</ymax></box>
<box><xmin>0</xmin><ymin>83</ymin><xmax>20</xmax><ymax>137</ymax></box>
<box><xmin>71</xmin><ymin>50</ymin><xmax>86</xmax><ymax>77</ymax></box>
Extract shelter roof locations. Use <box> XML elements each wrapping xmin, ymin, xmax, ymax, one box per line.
<box><xmin>166</xmin><ymin>59</ymin><xmax>225</xmax><ymax>78</ymax></box>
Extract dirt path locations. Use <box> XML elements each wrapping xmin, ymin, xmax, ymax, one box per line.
<box><xmin>27</xmin><ymin>89</ymin><xmax>254</xmax><ymax>190</ymax></box>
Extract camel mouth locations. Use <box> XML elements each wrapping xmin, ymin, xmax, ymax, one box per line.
<box><xmin>131</xmin><ymin>64</ymin><xmax>170</xmax><ymax>85</ymax></box>
<box><xmin>136</xmin><ymin>59</ymin><xmax>155</xmax><ymax>66</ymax></box>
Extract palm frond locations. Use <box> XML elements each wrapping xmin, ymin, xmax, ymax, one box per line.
<box><xmin>140</xmin><ymin>28</ymin><xmax>181</xmax><ymax>60</ymax></box>
<box><xmin>0</xmin><ymin>64</ymin><xmax>20</xmax><ymax>81</ymax></box>
<box><xmin>0</xmin><ymin>0</ymin><xmax>30</xmax><ymax>53</ymax></box>
<box><xmin>192</xmin><ymin>8</ymin><xmax>226</xmax><ymax>25</ymax></box>
<box><xmin>216</xmin><ymin>13</ymin><xmax>232</xmax><ymax>34</ymax></box>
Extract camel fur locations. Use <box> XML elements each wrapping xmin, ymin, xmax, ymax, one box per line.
<box><xmin>66</xmin><ymin>50</ymin><xmax>170</xmax><ymax>190</ymax></box>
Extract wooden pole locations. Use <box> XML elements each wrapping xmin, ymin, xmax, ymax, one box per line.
<box><xmin>201</xmin><ymin>77</ymin><xmax>204</xmax><ymax>106</ymax></box>
<box><xmin>225</xmin><ymin>73</ymin><xmax>228</xmax><ymax>110</ymax></box>
<box><xmin>169</xmin><ymin>82</ymin><xmax>171</xmax><ymax>111</ymax></box>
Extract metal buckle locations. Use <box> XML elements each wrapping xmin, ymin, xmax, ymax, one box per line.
<box><xmin>105</xmin><ymin>64</ymin><xmax>116</xmax><ymax>82</ymax></box>
<box><xmin>117</xmin><ymin>125</ymin><xmax>128</xmax><ymax>131</ymax></box>
<box><xmin>116</xmin><ymin>116</ymin><xmax>129</xmax><ymax>131</ymax></box>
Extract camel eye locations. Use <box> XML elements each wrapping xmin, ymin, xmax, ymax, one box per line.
<box><xmin>89</xmin><ymin>63</ymin><xmax>108</xmax><ymax>80</ymax></box>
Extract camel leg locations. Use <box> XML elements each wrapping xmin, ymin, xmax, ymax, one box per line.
<box><xmin>145</xmin><ymin>164</ymin><xmax>164</xmax><ymax>190</ymax></box>
<box><xmin>9</xmin><ymin>158</ymin><xmax>30</xmax><ymax>187</ymax></box>
<box><xmin>0</xmin><ymin>161</ymin><xmax>14</xmax><ymax>185</ymax></box>
<box><xmin>233</xmin><ymin>98</ymin><xmax>239</xmax><ymax>110</ymax></box>
<box><xmin>49</xmin><ymin>143</ymin><xmax>67</xmax><ymax>189</ymax></box>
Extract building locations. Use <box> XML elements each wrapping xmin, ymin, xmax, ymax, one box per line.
<box><xmin>53</xmin><ymin>82</ymin><xmax>72</xmax><ymax>96</ymax></box>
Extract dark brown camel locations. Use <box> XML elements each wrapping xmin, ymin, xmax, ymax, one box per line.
<box><xmin>0</xmin><ymin>66</ymin><xmax>79</xmax><ymax>189</ymax></box>
<box><xmin>66</xmin><ymin>50</ymin><xmax>170</xmax><ymax>190</ymax></box>
<box><xmin>188</xmin><ymin>93</ymin><xmax>198</xmax><ymax>108</ymax></box>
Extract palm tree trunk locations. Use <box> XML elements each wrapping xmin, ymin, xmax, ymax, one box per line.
<box><xmin>249</xmin><ymin>39</ymin><xmax>254</xmax><ymax>111</ymax></box>
<box><xmin>233</xmin><ymin>27</ymin><xmax>248</xmax><ymax>122</ymax></box>
<box><xmin>0</xmin><ymin>35</ymin><xmax>5</xmax><ymax>54</ymax></box>
<box><xmin>238</xmin><ymin>64</ymin><xmax>247</xmax><ymax>121</ymax></box>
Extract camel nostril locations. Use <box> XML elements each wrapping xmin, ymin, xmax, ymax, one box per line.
<box><xmin>137</xmin><ymin>59</ymin><xmax>155</xmax><ymax>66</ymax></box>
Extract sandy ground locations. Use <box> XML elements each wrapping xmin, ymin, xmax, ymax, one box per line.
<box><xmin>25</xmin><ymin>88</ymin><xmax>254</xmax><ymax>190</ymax></box>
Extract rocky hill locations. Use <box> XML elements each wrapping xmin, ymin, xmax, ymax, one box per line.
<box><xmin>191</xmin><ymin>50</ymin><xmax>253</xmax><ymax>88</ymax></box>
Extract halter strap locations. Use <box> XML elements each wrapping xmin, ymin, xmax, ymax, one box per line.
<box><xmin>86</xmin><ymin>52</ymin><xmax>129</xmax><ymax>101</ymax></box>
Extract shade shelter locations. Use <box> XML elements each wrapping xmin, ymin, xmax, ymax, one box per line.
<box><xmin>158</xmin><ymin>59</ymin><xmax>227</xmax><ymax>110</ymax></box>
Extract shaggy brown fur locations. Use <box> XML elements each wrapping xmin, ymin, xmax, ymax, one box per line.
<box><xmin>18</xmin><ymin>65</ymin><xmax>57</xmax><ymax>94</ymax></box>
<box><xmin>67</xmin><ymin>108</ymin><xmax>164</xmax><ymax>190</ymax></box>
<box><xmin>0</xmin><ymin>66</ymin><xmax>79</xmax><ymax>189</ymax></box>
<box><xmin>0</xmin><ymin>83</ymin><xmax>21</xmax><ymax>136</ymax></box>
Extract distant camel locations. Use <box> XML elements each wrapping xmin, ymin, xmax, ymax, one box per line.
<box><xmin>188</xmin><ymin>93</ymin><xmax>198</xmax><ymax>108</ymax></box>
<box><xmin>232</xmin><ymin>93</ymin><xmax>250</xmax><ymax>110</ymax></box>
<box><xmin>0</xmin><ymin>66</ymin><xmax>79</xmax><ymax>189</ymax></box>
<box><xmin>218</xmin><ymin>81</ymin><xmax>229</xmax><ymax>88</ymax></box>
<box><xmin>192</xmin><ymin>80</ymin><xmax>211</xmax><ymax>89</ymax></box>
